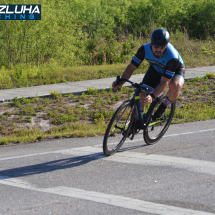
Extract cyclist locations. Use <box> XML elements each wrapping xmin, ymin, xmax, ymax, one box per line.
<box><xmin>112</xmin><ymin>28</ymin><xmax>185</xmax><ymax>120</ymax></box>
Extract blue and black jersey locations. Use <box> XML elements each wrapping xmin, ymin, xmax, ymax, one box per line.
<box><xmin>131</xmin><ymin>43</ymin><xmax>185</xmax><ymax>79</ymax></box>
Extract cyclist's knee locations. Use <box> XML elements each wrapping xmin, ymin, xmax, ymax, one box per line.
<box><xmin>168</xmin><ymin>79</ymin><xmax>183</xmax><ymax>100</ymax></box>
<box><xmin>169</xmin><ymin>78</ymin><xmax>183</xmax><ymax>92</ymax></box>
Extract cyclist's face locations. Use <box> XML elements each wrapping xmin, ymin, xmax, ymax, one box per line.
<box><xmin>151</xmin><ymin>44</ymin><xmax>168</xmax><ymax>58</ymax></box>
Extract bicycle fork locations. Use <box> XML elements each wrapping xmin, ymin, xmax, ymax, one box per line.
<box><xmin>127</xmin><ymin>99</ymin><xmax>144</xmax><ymax>140</ymax></box>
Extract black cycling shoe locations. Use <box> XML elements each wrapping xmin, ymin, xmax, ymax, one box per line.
<box><xmin>126</xmin><ymin>113</ymin><xmax>147</xmax><ymax>138</ymax></box>
<box><xmin>152</xmin><ymin>103</ymin><xmax>167</xmax><ymax>121</ymax></box>
<box><xmin>126</xmin><ymin>121</ymin><xmax>141</xmax><ymax>139</ymax></box>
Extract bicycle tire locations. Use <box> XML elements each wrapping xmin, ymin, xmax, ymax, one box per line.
<box><xmin>103</xmin><ymin>100</ymin><xmax>135</xmax><ymax>156</ymax></box>
<box><xmin>143</xmin><ymin>93</ymin><xmax>176</xmax><ymax>145</ymax></box>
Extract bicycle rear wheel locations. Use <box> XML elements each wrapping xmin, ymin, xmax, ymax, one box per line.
<box><xmin>143</xmin><ymin>93</ymin><xmax>176</xmax><ymax>145</ymax></box>
<box><xmin>103</xmin><ymin>100</ymin><xmax>134</xmax><ymax>156</ymax></box>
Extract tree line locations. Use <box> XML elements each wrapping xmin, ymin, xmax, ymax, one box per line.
<box><xmin>0</xmin><ymin>0</ymin><xmax>214</xmax><ymax>68</ymax></box>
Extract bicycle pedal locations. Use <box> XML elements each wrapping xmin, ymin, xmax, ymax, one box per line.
<box><xmin>150</xmin><ymin>126</ymin><xmax>154</xmax><ymax>131</ymax></box>
<box><xmin>130</xmin><ymin>133</ymin><xmax>135</xmax><ymax>140</ymax></box>
<box><xmin>127</xmin><ymin>129</ymin><xmax>135</xmax><ymax>139</ymax></box>
<box><xmin>110</xmin><ymin>132</ymin><xmax>117</xmax><ymax>137</ymax></box>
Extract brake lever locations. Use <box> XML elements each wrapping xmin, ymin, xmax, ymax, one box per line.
<box><xmin>116</xmin><ymin>75</ymin><xmax>121</xmax><ymax>85</ymax></box>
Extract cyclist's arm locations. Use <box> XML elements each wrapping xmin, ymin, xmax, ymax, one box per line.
<box><xmin>113</xmin><ymin>46</ymin><xmax>145</xmax><ymax>90</ymax></box>
<box><xmin>153</xmin><ymin>59</ymin><xmax>181</xmax><ymax>97</ymax></box>
<box><xmin>112</xmin><ymin>63</ymin><xmax>137</xmax><ymax>90</ymax></box>
<box><xmin>143</xmin><ymin>76</ymin><xmax>170</xmax><ymax>105</ymax></box>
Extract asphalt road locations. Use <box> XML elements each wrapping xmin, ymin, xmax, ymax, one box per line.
<box><xmin>0</xmin><ymin>119</ymin><xmax>215</xmax><ymax>215</ymax></box>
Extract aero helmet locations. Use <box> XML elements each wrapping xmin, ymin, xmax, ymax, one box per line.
<box><xmin>151</xmin><ymin>28</ymin><xmax>170</xmax><ymax>46</ymax></box>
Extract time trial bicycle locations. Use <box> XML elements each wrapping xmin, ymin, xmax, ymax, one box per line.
<box><xmin>103</xmin><ymin>76</ymin><xmax>176</xmax><ymax>156</ymax></box>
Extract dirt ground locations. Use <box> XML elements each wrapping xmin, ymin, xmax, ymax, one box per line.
<box><xmin>0</xmin><ymin>77</ymin><xmax>214</xmax><ymax>136</ymax></box>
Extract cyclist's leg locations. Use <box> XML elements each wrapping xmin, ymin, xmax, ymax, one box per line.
<box><xmin>153</xmin><ymin>66</ymin><xmax>185</xmax><ymax>120</ymax></box>
<box><xmin>166</xmin><ymin>76</ymin><xmax>184</xmax><ymax>102</ymax></box>
<box><xmin>140</xmin><ymin>66</ymin><xmax>161</xmax><ymax>111</ymax></box>
<box><xmin>166</xmin><ymin>65</ymin><xmax>185</xmax><ymax>101</ymax></box>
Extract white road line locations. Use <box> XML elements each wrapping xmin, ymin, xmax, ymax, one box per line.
<box><xmin>1</xmin><ymin>144</ymin><xmax>215</xmax><ymax>175</ymax></box>
<box><xmin>0</xmin><ymin>151</ymin><xmax>59</xmax><ymax>161</ymax></box>
<box><xmin>0</xmin><ymin>176</ymin><xmax>213</xmax><ymax>215</ymax></box>
<box><xmin>58</xmin><ymin>147</ymin><xmax>215</xmax><ymax>175</ymax></box>
<box><xmin>164</xmin><ymin>128</ymin><xmax>215</xmax><ymax>137</ymax></box>
<box><xmin>109</xmin><ymin>128</ymin><xmax>215</xmax><ymax>145</ymax></box>
<box><xmin>0</xmin><ymin>127</ymin><xmax>214</xmax><ymax>162</ymax></box>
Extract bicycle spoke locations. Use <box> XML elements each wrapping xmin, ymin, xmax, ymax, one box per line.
<box><xmin>144</xmin><ymin>96</ymin><xmax>176</xmax><ymax>145</ymax></box>
<box><xmin>103</xmin><ymin>101</ymin><xmax>134</xmax><ymax>156</ymax></box>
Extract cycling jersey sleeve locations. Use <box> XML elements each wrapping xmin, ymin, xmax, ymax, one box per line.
<box><xmin>163</xmin><ymin>58</ymin><xmax>182</xmax><ymax>79</ymax></box>
<box><xmin>131</xmin><ymin>46</ymin><xmax>145</xmax><ymax>67</ymax></box>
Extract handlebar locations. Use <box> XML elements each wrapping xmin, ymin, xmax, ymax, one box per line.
<box><xmin>115</xmin><ymin>75</ymin><xmax>154</xmax><ymax>94</ymax></box>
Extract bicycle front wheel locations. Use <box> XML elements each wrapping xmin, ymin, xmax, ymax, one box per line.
<box><xmin>103</xmin><ymin>100</ymin><xmax>134</xmax><ymax>156</ymax></box>
<box><xmin>143</xmin><ymin>94</ymin><xmax>176</xmax><ymax>145</ymax></box>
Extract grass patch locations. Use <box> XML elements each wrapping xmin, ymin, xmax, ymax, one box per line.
<box><xmin>1</xmin><ymin>36</ymin><xmax>215</xmax><ymax>90</ymax></box>
<box><xmin>0</xmin><ymin>75</ymin><xmax>215</xmax><ymax>145</ymax></box>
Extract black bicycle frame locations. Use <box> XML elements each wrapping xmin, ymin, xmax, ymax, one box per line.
<box><xmin>131</xmin><ymin>85</ymin><xmax>155</xmax><ymax>130</ymax></box>
<box><xmin>115</xmin><ymin>76</ymin><xmax>155</xmax><ymax>130</ymax></box>
<box><xmin>130</xmin><ymin>88</ymin><xmax>144</xmax><ymax>130</ymax></box>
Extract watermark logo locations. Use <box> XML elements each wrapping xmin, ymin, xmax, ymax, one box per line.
<box><xmin>0</xmin><ymin>5</ymin><xmax>41</xmax><ymax>20</ymax></box>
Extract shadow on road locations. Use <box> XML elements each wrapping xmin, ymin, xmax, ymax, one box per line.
<box><xmin>0</xmin><ymin>143</ymin><xmax>147</xmax><ymax>179</ymax></box>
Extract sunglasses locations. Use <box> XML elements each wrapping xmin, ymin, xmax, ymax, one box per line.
<box><xmin>152</xmin><ymin>44</ymin><xmax>165</xmax><ymax>49</ymax></box>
